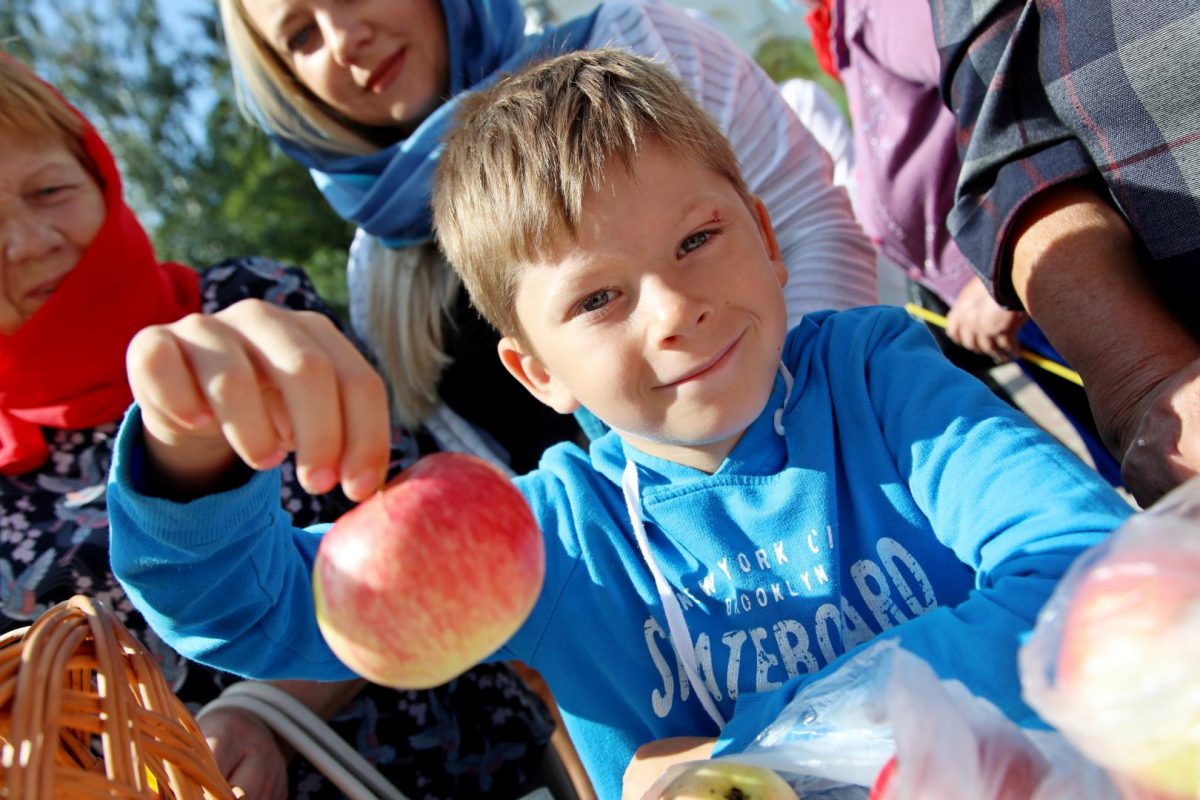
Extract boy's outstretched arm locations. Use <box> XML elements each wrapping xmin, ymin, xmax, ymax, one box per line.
<box><xmin>714</xmin><ymin>307</ymin><xmax>1133</xmax><ymax>754</ymax></box>
<box><xmin>110</xmin><ymin>299</ymin><xmax>392</xmax><ymax>679</ymax></box>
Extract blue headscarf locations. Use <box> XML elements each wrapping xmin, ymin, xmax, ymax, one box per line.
<box><xmin>267</xmin><ymin>0</ymin><xmax>600</xmax><ymax>248</ymax></box>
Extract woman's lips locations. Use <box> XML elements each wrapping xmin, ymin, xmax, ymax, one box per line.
<box><xmin>24</xmin><ymin>275</ymin><xmax>65</xmax><ymax>302</ymax></box>
<box><xmin>366</xmin><ymin>48</ymin><xmax>407</xmax><ymax>94</ymax></box>
<box><xmin>659</xmin><ymin>332</ymin><xmax>744</xmax><ymax>388</ymax></box>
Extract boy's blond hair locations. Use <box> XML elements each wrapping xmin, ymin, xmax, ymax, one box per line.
<box><xmin>433</xmin><ymin>48</ymin><xmax>752</xmax><ymax>341</ymax></box>
<box><xmin>0</xmin><ymin>56</ymin><xmax>95</xmax><ymax>179</ymax></box>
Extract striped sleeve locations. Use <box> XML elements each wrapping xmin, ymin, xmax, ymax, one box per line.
<box><xmin>589</xmin><ymin>0</ymin><xmax>879</xmax><ymax>324</ymax></box>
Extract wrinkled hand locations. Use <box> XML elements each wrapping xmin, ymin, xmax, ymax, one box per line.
<box><xmin>1118</xmin><ymin>358</ymin><xmax>1200</xmax><ymax>507</ymax></box>
<box><xmin>622</xmin><ymin>736</ymin><xmax>715</xmax><ymax>800</ymax></box>
<box><xmin>945</xmin><ymin>276</ymin><xmax>1027</xmax><ymax>361</ymax></box>
<box><xmin>125</xmin><ymin>299</ymin><xmax>390</xmax><ymax>502</ymax></box>
<box><xmin>198</xmin><ymin>706</ymin><xmax>288</xmax><ymax>800</ymax></box>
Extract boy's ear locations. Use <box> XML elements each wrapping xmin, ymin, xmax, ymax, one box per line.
<box><xmin>751</xmin><ymin>196</ymin><xmax>787</xmax><ymax>287</ymax></box>
<box><xmin>497</xmin><ymin>336</ymin><xmax>581</xmax><ymax>415</ymax></box>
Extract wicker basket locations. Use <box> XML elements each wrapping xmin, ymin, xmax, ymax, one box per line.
<box><xmin>0</xmin><ymin>595</ymin><xmax>237</xmax><ymax>799</ymax></box>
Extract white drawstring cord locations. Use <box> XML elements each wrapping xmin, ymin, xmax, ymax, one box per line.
<box><xmin>622</xmin><ymin>460</ymin><xmax>727</xmax><ymax>729</ymax></box>
<box><xmin>617</xmin><ymin>362</ymin><xmax>794</xmax><ymax>730</ymax></box>
<box><xmin>773</xmin><ymin>360</ymin><xmax>795</xmax><ymax>436</ymax></box>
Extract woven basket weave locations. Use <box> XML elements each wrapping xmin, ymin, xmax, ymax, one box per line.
<box><xmin>0</xmin><ymin>595</ymin><xmax>237</xmax><ymax>799</ymax></box>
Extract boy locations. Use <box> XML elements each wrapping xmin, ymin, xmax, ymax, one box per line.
<box><xmin>109</xmin><ymin>50</ymin><xmax>1132</xmax><ymax>800</ymax></box>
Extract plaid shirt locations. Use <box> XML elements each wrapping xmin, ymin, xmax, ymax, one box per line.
<box><xmin>931</xmin><ymin>0</ymin><xmax>1200</xmax><ymax>323</ymax></box>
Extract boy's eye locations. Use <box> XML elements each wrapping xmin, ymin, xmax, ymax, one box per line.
<box><xmin>678</xmin><ymin>231</ymin><xmax>711</xmax><ymax>256</ymax></box>
<box><xmin>577</xmin><ymin>289</ymin><xmax>616</xmax><ymax>315</ymax></box>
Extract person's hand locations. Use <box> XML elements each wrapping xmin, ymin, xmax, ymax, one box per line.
<box><xmin>1117</xmin><ymin>357</ymin><xmax>1200</xmax><ymax>507</ymax></box>
<box><xmin>621</xmin><ymin>736</ymin><xmax>716</xmax><ymax>799</ymax></box>
<box><xmin>198</xmin><ymin>705</ymin><xmax>288</xmax><ymax>800</ymax></box>
<box><xmin>125</xmin><ymin>299</ymin><xmax>390</xmax><ymax>502</ymax></box>
<box><xmin>944</xmin><ymin>275</ymin><xmax>1027</xmax><ymax>361</ymax></box>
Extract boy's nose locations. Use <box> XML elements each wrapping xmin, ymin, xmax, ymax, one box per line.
<box><xmin>646</xmin><ymin>278</ymin><xmax>712</xmax><ymax>345</ymax></box>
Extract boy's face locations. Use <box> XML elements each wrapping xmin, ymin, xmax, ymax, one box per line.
<box><xmin>498</xmin><ymin>140</ymin><xmax>789</xmax><ymax>472</ymax></box>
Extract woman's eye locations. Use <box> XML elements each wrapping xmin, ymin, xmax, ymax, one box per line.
<box><xmin>679</xmin><ymin>231</ymin><xmax>711</xmax><ymax>256</ymax></box>
<box><xmin>578</xmin><ymin>289</ymin><xmax>615</xmax><ymax>315</ymax></box>
<box><xmin>287</xmin><ymin>24</ymin><xmax>316</xmax><ymax>52</ymax></box>
<box><xmin>33</xmin><ymin>184</ymin><xmax>68</xmax><ymax>201</ymax></box>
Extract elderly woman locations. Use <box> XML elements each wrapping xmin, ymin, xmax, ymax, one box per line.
<box><xmin>0</xmin><ymin>54</ymin><xmax>560</xmax><ymax>800</ymax></box>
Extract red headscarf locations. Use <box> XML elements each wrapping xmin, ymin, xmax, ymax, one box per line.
<box><xmin>805</xmin><ymin>0</ymin><xmax>840</xmax><ymax>81</ymax></box>
<box><xmin>0</xmin><ymin>85</ymin><xmax>201</xmax><ymax>475</ymax></box>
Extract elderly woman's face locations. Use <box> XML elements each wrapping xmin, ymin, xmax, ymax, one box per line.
<box><xmin>0</xmin><ymin>131</ymin><xmax>105</xmax><ymax>335</ymax></box>
<box><xmin>243</xmin><ymin>0</ymin><xmax>450</xmax><ymax>133</ymax></box>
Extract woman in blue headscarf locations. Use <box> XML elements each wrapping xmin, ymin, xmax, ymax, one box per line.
<box><xmin>217</xmin><ymin>0</ymin><xmax>878</xmax><ymax>473</ymax></box>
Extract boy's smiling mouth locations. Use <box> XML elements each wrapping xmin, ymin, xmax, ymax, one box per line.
<box><xmin>657</xmin><ymin>330</ymin><xmax>746</xmax><ymax>389</ymax></box>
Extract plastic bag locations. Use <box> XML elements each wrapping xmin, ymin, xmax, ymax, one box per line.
<box><xmin>639</xmin><ymin>639</ymin><xmax>1115</xmax><ymax>800</ymax></box>
<box><xmin>1020</xmin><ymin>474</ymin><xmax>1200</xmax><ymax>799</ymax></box>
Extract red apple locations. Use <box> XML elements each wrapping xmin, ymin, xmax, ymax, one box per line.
<box><xmin>1054</xmin><ymin>545</ymin><xmax>1200</xmax><ymax>798</ymax></box>
<box><xmin>312</xmin><ymin>452</ymin><xmax>544</xmax><ymax>688</ymax></box>
<box><xmin>868</xmin><ymin>740</ymin><xmax>1047</xmax><ymax>800</ymax></box>
<box><xmin>868</xmin><ymin>756</ymin><xmax>897</xmax><ymax>800</ymax></box>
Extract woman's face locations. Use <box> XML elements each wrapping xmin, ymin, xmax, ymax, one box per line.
<box><xmin>0</xmin><ymin>131</ymin><xmax>105</xmax><ymax>335</ymax></box>
<box><xmin>242</xmin><ymin>0</ymin><xmax>451</xmax><ymax>133</ymax></box>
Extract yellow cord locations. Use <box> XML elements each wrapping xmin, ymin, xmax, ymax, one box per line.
<box><xmin>903</xmin><ymin>303</ymin><xmax>1084</xmax><ymax>387</ymax></box>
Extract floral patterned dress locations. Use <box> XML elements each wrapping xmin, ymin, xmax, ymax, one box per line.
<box><xmin>0</xmin><ymin>257</ymin><xmax>554</xmax><ymax>800</ymax></box>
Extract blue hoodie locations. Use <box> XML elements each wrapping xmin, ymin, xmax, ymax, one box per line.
<box><xmin>108</xmin><ymin>306</ymin><xmax>1131</xmax><ymax>800</ymax></box>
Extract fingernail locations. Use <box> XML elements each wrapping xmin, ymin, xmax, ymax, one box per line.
<box><xmin>305</xmin><ymin>467</ymin><xmax>338</xmax><ymax>493</ymax></box>
<box><xmin>344</xmin><ymin>471</ymin><xmax>381</xmax><ymax>500</ymax></box>
<box><xmin>187</xmin><ymin>410</ymin><xmax>213</xmax><ymax>429</ymax></box>
<box><xmin>258</xmin><ymin>449</ymin><xmax>287</xmax><ymax>470</ymax></box>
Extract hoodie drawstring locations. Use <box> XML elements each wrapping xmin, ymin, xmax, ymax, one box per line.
<box><xmin>618</xmin><ymin>361</ymin><xmax>794</xmax><ymax>730</ymax></box>
<box><xmin>622</xmin><ymin>460</ymin><xmax>728</xmax><ymax>730</ymax></box>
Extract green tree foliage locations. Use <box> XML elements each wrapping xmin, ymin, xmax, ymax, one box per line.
<box><xmin>0</xmin><ymin>0</ymin><xmax>354</xmax><ymax>316</ymax></box>
<box><xmin>755</xmin><ymin>35</ymin><xmax>849</xmax><ymax>119</ymax></box>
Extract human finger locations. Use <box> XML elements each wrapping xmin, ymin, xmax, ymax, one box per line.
<box><xmin>217</xmin><ymin>302</ymin><xmax>350</xmax><ymax>494</ymax></box>
<box><xmin>297</xmin><ymin>312</ymin><xmax>392</xmax><ymax>501</ymax></box>
<box><xmin>126</xmin><ymin>319</ymin><xmax>218</xmax><ymax>436</ymax></box>
<box><xmin>164</xmin><ymin>310</ymin><xmax>289</xmax><ymax>472</ymax></box>
<box><xmin>225</xmin><ymin>755</ymin><xmax>288</xmax><ymax>800</ymax></box>
<box><xmin>1121</xmin><ymin>374</ymin><xmax>1200</xmax><ymax>506</ymax></box>
<box><xmin>200</xmin><ymin>707</ymin><xmax>288</xmax><ymax>800</ymax></box>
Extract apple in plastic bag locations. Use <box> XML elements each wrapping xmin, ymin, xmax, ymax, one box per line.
<box><xmin>867</xmin><ymin>747</ymin><xmax>1047</xmax><ymax>800</ymax></box>
<box><xmin>312</xmin><ymin>452</ymin><xmax>544</xmax><ymax>688</ymax></box>
<box><xmin>658</xmin><ymin>762</ymin><xmax>799</xmax><ymax>800</ymax></box>
<box><xmin>1057</xmin><ymin>548</ymin><xmax>1200</xmax><ymax>798</ymax></box>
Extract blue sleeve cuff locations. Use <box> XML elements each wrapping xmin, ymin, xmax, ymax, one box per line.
<box><xmin>110</xmin><ymin>405</ymin><xmax>290</xmax><ymax>551</ymax></box>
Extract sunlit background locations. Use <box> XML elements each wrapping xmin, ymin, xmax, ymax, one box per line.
<box><xmin>0</xmin><ymin>0</ymin><xmax>831</xmax><ymax>315</ymax></box>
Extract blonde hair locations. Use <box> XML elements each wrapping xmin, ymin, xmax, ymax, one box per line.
<box><xmin>0</xmin><ymin>56</ymin><xmax>94</xmax><ymax>177</ymax></box>
<box><xmin>358</xmin><ymin>239</ymin><xmax>460</xmax><ymax>429</ymax></box>
<box><xmin>217</xmin><ymin>0</ymin><xmax>378</xmax><ymax>156</ymax></box>
<box><xmin>433</xmin><ymin>48</ymin><xmax>752</xmax><ymax>340</ymax></box>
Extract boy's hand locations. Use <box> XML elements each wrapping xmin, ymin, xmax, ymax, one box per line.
<box><xmin>622</xmin><ymin>736</ymin><xmax>715</xmax><ymax>799</ymax></box>
<box><xmin>126</xmin><ymin>299</ymin><xmax>390</xmax><ymax>502</ymax></box>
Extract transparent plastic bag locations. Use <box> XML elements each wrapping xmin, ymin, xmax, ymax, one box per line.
<box><xmin>1020</xmin><ymin>475</ymin><xmax>1200</xmax><ymax>799</ymax></box>
<box><xmin>639</xmin><ymin>639</ymin><xmax>1115</xmax><ymax>800</ymax></box>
